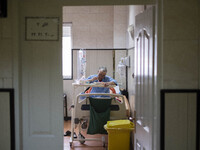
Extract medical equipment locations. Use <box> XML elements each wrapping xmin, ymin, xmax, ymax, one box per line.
<box><xmin>117</xmin><ymin>56</ymin><xmax>130</xmax><ymax>78</ymax></box>
<box><xmin>69</xmin><ymin>83</ymin><xmax>130</xmax><ymax>147</ymax></box>
<box><xmin>77</xmin><ymin>49</ymin><xmax>86</xmax><ymax>80</ymax></box>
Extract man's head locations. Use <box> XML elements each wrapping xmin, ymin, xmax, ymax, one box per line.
<box><xmin>97</xmin><ymin>67</ymin><xmax>107</xmax><ymax>81</ymax></box>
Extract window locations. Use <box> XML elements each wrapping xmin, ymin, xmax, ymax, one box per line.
<box><xmin>62</xmin><ymin>23</ymin><xmax>72</xmax><ymax>79</ymax></box>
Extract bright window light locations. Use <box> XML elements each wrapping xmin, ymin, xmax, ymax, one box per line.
<box><xmin>62</xmin><ymin>23</ymin><xmax>72</xmax><ymax>79</ymax></box>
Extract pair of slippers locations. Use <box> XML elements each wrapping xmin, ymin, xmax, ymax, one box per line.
<box><xmin>64</xmin><ymin>130</ymin><xmax>77</xmax><ymax>138</ymax></box>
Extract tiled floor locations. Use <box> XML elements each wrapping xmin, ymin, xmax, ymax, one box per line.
<box><xmin>63</xmin><ymin>120</ymin><xmax>108</xmax><ymax>150</ymax></box>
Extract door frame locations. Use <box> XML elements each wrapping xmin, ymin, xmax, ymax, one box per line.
<box><xmin>0</xmin><ymin>89</ymin><xmax>15</xmax><ymax>150</ymax></box>
<box><xmin>161</xmin><ymin>89</ymin><xmax>200</xmax><ymax>150</ymax></box>
<box><xmin>14</xmin><ymin>1</ymin><xmax>163</xmax><ymax>150</ymax></box>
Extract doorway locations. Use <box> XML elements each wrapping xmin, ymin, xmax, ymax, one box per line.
<box><xmin>19</xmin><ymin>1</ymin><xmax>158</xmax><ymax>150</ymax></box>
<box><xmin>61</xmin><ymin>5</ymin><xmax>150</xmax><ymax>150</ymax></box>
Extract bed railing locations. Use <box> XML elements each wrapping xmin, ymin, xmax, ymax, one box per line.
<box><xmin>76</xmin><ymin>93</ymin><xmax>125</xmax><ymax>104</ymax></box>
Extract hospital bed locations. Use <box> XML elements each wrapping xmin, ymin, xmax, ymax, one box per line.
<box><xmin>69</xmin><ymin>83</ymin><xmax>130</xmax><ymax>147</ymax></box>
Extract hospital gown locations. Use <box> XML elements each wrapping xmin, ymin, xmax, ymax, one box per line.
<box><xmin>86</xmin><ymin>74</ymin><xmax>117</xmax><ymax>97</ymax></box>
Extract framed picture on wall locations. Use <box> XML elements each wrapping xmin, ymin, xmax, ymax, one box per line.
<box><xmin>25</xmin><ymin>17</ymin><xmax>59</xmax><ymax>41</ymax></box>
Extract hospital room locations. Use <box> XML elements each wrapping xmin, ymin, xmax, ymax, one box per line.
<box><xmin>1</xmin><ymin>0</ymin><xmax>199</xmax><ymax>150</ymax></box>
<box><xmin>62</xmin><ymin>5</ymin><xmax>140</xmax><ymax>150</ymax></box>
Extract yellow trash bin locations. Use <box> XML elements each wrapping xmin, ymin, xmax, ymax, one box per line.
<box><xmin>104</xmin><ymin>120</ymin><xmax>134</xmax><ymax>150</ymax></box>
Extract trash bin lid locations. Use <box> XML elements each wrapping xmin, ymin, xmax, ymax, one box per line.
<box><xmin>107</xmin><ymin>120</ymin><xmax>134</xmax><ymax>129</ymax></box>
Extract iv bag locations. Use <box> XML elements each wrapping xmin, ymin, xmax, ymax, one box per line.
<box><xmin>117</xmin><ymin>58</ymin><xmax>126</xmax><ymax>78</ymax></box>
<box><xmin>117</xmin><ymin>64</ymin><xmax>126</xmax><ymax>78</ymax></box>
<box><xmin>77</xmin><ymin>49</ymin><xmax>86</xmax><ymax>80</ymax></box>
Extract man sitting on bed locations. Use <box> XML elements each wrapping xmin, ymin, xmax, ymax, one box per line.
<box><xmin>85</xmin><ymin>66</ymin><xmax>117</xmax><ymax>94</ymax></box>
<box><xmin>85</xmin><ymin>67</ymin><xmax>118</xmax><ymax>134</ymax></box>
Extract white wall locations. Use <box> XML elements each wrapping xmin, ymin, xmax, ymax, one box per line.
<box><xmin>0</xmin><ymin>1</ymin><xmax>13</xmax><ymax>88</ymax></box>
<box><xmin>113</xmin><ymin>6</ymin><xmax>129</xmax><ymax>90</ymax></box>
<box><xmin>113</xmin><ymin>6</ymin><xmax>128</xmax><ymax>48</ymax></box>
<box><xmin>63</xmin><ymin>6</ymin><xmax>114</xmax><ymax>49</ymax></box>
<box><xmin>162</xmin><ymin>0</ymin><xmax>200</xmax><ymax>89</ymax></box>
<box><xmin>127</xmin><ymin>5</ymin><xmax>144</xmax><ymax>48</ymax></box>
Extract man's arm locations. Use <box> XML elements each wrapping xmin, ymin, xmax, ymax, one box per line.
<box><xmin>87</xmin><ymin>77</ymin><xmax>98</xmax><ymax>83</ymax></box>
<box><xmin>102</xmin><ymin>81</ymin><xmax>116</xmax><ymax>87</ymax></box>
<box><xmin>106</xmin><ymin>76</ymin><xmax>117</xmax><ymax>85</ymax></box>
<box><xmin>102</xmin><ymin>76</ymin><xmax>117</xmax><ymax>87</ymax></box>
<box><xmin>86</xmin><ymin>75</ymin><xmax>98</xmax><ymax>83</ymax></box>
